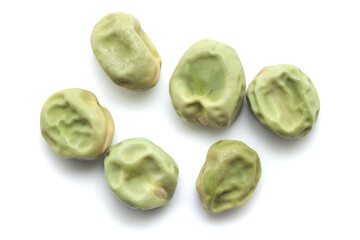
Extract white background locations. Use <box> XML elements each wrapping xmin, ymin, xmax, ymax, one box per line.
<box><xmin>1</xmin><ymin>0</ymin><xmax>359</xmax><ymax>239</ymax></box>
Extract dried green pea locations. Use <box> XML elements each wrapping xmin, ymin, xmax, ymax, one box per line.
<box><xmin>91</xmin><ymin>12</ymin><xmax>161</xmax><ymax>91</ymax></box>
<box><xmin>196</xmin><ymin>140</ymin><xmax>261</xmax><ymax>213</ymax></box>
<box><xmin>104</xmin><ymin>138</ymin><xmax>179</xmax><ymax>210</ymax></box>
<box><xmin>40</xmin><ymin>88</ymin><xmax>114</xmax><ymax>160</ymax></box>
<box><xmin>169</xmin><ymin>39</ymin><xmax>246</xmax><ymax>128</ymax></box>
<box><xmin>247</xmin><ymin>64</ymin><xmax>320</xmax><ymax>139</ymax></box>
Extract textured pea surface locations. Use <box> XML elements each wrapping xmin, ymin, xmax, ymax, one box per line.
<box><xmin>247</xmin><ymin>64</ymin><xmax>320</xmax><ymax>139</ymax></box>
<box><xmin>40</xmin><ymin>88</ymin><xmax>114</xmax><ymax>160</ymax></box>
<box><xmin>196</xmin><ymin>140</ymin><xmax>261</xmax><ymax>213</ymax></box>
<box><xmin>91</xmin><ymin>12</ymin><xmax>161</xmax><ymax>91</ymax></box>
<box><xmin>169</xmin><ymin>39</ymin><xmax>246</xmax><ymax>128</ymax></box>
<box><xmin>104</xmin><ymin>138</ymin><xmax>179</xmax><ymax>210</ymax></box>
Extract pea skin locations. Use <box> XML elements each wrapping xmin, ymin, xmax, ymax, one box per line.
<box><xmin>247</xmin><ymin>64</ymin><xmax>320</xmax><ymax>139</ymax></box>
<box><xmin>40</xmin><ymin>88</ymin><xmax>114</xmax><ymax>160</ymax></box>
<box><xmin>169</xmin><ymin>39</ymin><xmax>246</xmax><ymax>128</ymax></box>
<box><xmin>91</xmin><ymin>12</ymin><xmax>162</xmax><ymax>91</ymax></box>
<box><xmin>196</xmin><ymin>140</ymin><xmax>261</xmax><ymax>213</ymax></box>
<box><xmin>104</xmin><ymin>138</ymin><xmax>179</xmax><ymax>210</ymax></box>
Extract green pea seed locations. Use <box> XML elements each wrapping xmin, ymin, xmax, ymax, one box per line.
<box><xmin>196</xmin><ymin>140</ymin><xmax>261</xmax><ymax>213</ymax></box>
<box><xmin>169</xmin><ymin>39</ymin><xmax>246</xmax><ymax>128</ymax></box>
<box><xmin>247</xmin><ymin>64</ymin><xmax>320</xmax><ymax>139</ymax></box>
<box><xmin>91</xmin><ymin>12</ymin><xmax>162</xmax><ymax>91</ymax></box>
<box><xmin>40</xmin><ymin>88</ymin><xmax>114</xmax><ymax>160</ymax></box>
<box><xmin>104</xmin><ymin>138</ymin><xmax>179</xmax><ymax>210</ymax></box>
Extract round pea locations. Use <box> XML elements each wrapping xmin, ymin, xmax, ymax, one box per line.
<box><xmin>104</xmin><ymin>138</ymin><xmax>179</xmax><ymax>210</ymax></box>
<box><xmin>91</xmin><ymin>12</ymin><xmax>162</xmax><ymax>91</ymax></box>
<box><xmin>169</xmin><ymin>39</ymin><xmax>246</xmax><ymax>128</ymax></box>
<box><xmin>196</xmin><ymin>140</ymin><xmax>261</xmax><ymax>213</ymax></box>
<box><xmin>247</xmin><ymin>64</ymin><xmax>320</xmax><ymax>139</ymax></box>
<box><xmin>40</xmin><ymin>88</ymin><xmax>114</xmax><ymax>160</ymax></box>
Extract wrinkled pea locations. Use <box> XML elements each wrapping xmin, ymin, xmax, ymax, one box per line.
<box><xmin>169</xmin><ymin>39</ymin><xmax>246</xmax><ymax>128</ymax></box>
<box><xmin>40</xmin><ymin>88</ymin><xmax>114</xmax><ymax>160</ymax></box>
<box><xmin>91</xmin><ymin>12</ymin><xmax>161</xmax><ymax>91</ymax></box>
<box><xmin>247</xmin><ymin>64</ymin><xmax>320</xmax><ymax>139</ymax></box>
<box><xmin>104</xmin><ymin>138</ymin><xmax>179</xmax><ymax>210</ymax></box>
<box><xmin>196</xmin><ymin>140</ymin><xmax>261</xmax><ymax>213</ymax></box>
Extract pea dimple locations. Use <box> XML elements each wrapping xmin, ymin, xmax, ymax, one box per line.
<box><xmin>186</xmin><ymin>56</ymin><xmax>224</xmax><ymax>100</ymax></box>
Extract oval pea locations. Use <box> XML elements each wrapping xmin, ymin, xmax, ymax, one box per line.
<box><xmin>40</xmin><ymin>88</ymin><xmax>114</xmax><ymax>160</ymax></box>
<box><xmin>104</xmin><ymin>138</ymin><xmax>179</xmax><ymax>210</ymax></box>
<box><xmin>247</xmin><ymin>64</ymin><xmax>320</xmax><ymax>139</ymax></box>
<box><xmin>91</xmin><ymin>12</ymin><xmax>161</xmax><ymax>91</ymax></box>
<box><xmin>169</xmin><ymin>39</ymin><xmax>246</xmax><ymax>128</ymax></box>
<box><xmin>196</xmin><ymin>140</ymin><xmax>261</xmax><ymax>213</ymax></box>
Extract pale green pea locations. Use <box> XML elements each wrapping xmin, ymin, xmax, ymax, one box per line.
<box><xmin>91</xmin><ymin>12</ymin><xmax>161</xmax><ymax>91</ymax></box>
<box><xmin>169</xmin><ymin>39</ymin><xmax>246</xmax><ymax>128</ymax></box>
<box><xmin>40</xmin><ymin>88</ymin><xmax>114</xmax><ymax>160</ymax></box>
<box><xmin>247</xmin><ymin>64</ymin><xmax>320</xmax><ymax>139</ymax></box>
<box><xmin>196</xmin><ymin>140</ymin><xmax>261</xmax><ymax>213</ymax></box>
<box><xmin>104</xmin><ymin>138</ymin><xmax>179</xmax><ymax>210</ymax></box>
